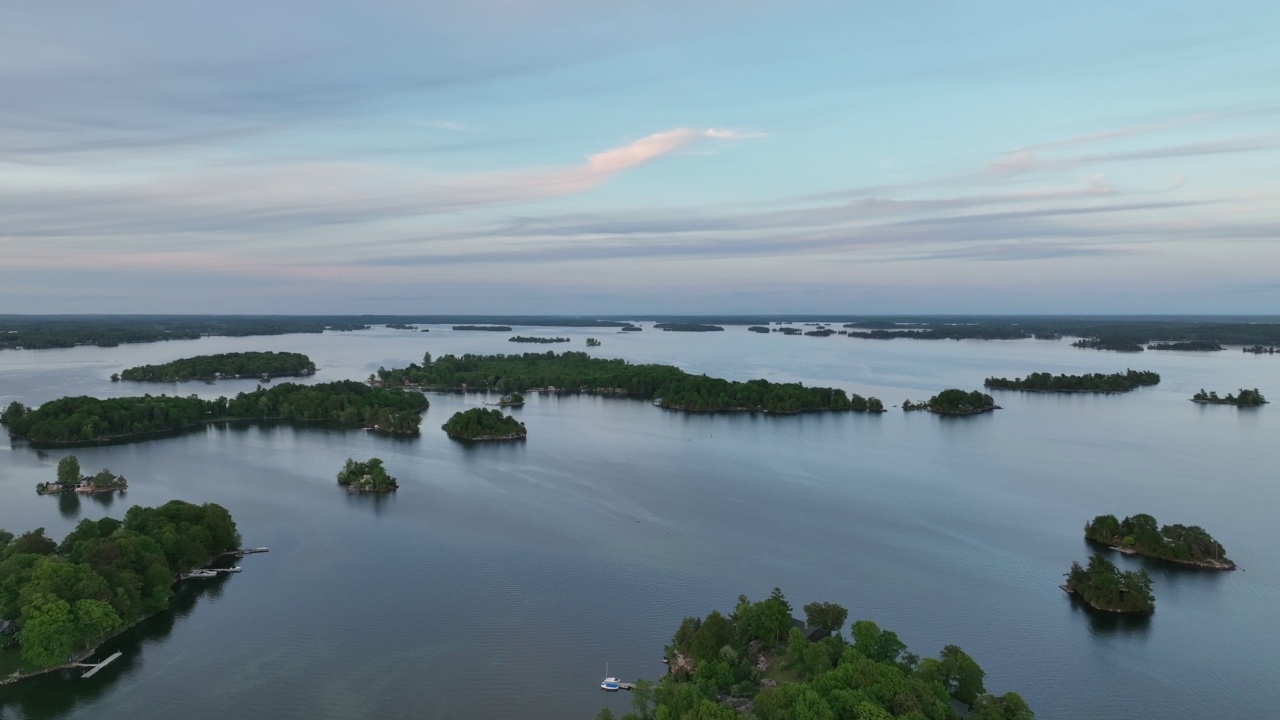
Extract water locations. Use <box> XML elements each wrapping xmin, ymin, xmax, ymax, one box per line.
<box><xmin>0</xmin><ymin>326</ymin><xmax>1276</xmax><ymax>719</ymax></box>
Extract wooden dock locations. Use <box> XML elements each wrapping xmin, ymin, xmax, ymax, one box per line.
<box><xmin>76</xmin><ymin>651</ymin><xmax>122</xmax><ymax>678</ymax></box>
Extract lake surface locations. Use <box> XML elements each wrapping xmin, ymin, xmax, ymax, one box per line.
<box><xmin>0</xmin><ymin>326</ymin><xmax>1276</xmax><ymax>720</ymax></box>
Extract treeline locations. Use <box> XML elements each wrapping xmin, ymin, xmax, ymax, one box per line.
<box><xmin>441</xmin><ymin>408</ymin><xmax>526</xmax><ymax>441</ymax></box>
<box><xmin>0</xmin><ymin>316</ymin><xmax>369</xmax><ymax>351</ymax></box>
<box><xmin>453</xmin><ymin>325</ymin><xmax>512</xmax><ymax>331</ymax></box>
<box><xmin>0</xmin><ymin>501</ymin><xmax>240</xmax><ymax>667</ymax></box>
<box><xmin>984</xmin><ymin>370</ymin><xmax>1160</xmax><ymax>393</ymax></box>
<box><xmin>1064</xmin><ymin>554</ymin><xmax>1154</xmax><ymax>614</ymax></box>
<box><xmin>1070</xmin><ymin>338</ymin><xmax>1144</xmax><ymax>353</ymax></box>
<box><xmin>904</xmin><ymin>389</ymin><xmax>997</xmax><ymax>415</ymax></box>
<box><xmin>1243</xmin><ymin>345</ymin><xmax>1277</xmax><ymax>354</ymax></box>
<box><xmin>654</xmin><ymin>323</ymin><xmax>724</xmax><ymax>332</ymax></box>
<box><xmin>508</xmin><ymin>336</ymin><xmax>570</xmax><ymax>344</ymax></box>
<box><xmin>1147</xmin><ymin>341</ymin><xmax>1223</xmax><ymax>351</ymax></box>
<box><xmin>376</xmin><ymin>352</ymin><xmax>884</xmax><ymax>414</ymax></box>
<box><xmin>617</xmin><ymin>590</ymin><xmax>1033</xmax><ymax>720</ymax></box>
<box><xmin>1</xmin><ymin>381</ymin><xmax>427</xmax><ymax>445</ymax></box>
<box><xmin>1192</xmin><ymin>389</ymin><xmax>1267</xmax><ymax>406</ymax></box>
<box><xmin>1084</xmin><ymin>514</ymin><xmax>1231</xmax><ymax>567</ymax></box>
<box><xmin>119</xmin><ymin>352</ymin><xmax>317</xmax><ymax>382</ymax></box>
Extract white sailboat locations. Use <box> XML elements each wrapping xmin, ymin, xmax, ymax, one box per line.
<box><xmin>600</xmin><ymin>663</ymin><xmax>620</xmax><ymax>691</ymax></box>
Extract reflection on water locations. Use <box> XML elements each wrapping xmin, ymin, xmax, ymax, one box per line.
<box><xmin>56</xmin><ymin>492</ymin><xmax>81</xmax><ymax>520</ymax></box>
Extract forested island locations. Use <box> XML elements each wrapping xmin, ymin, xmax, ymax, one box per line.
<box><xmin>118</xmin><ymin>352</ymin><xmax>317</xmax><ymax>382</ymax></box>
<box><xmin>607</xmin><ymin>589</ymin><xmax>1033</xmax><ymax>720</ymax></box>
<box><xmin>1146</xmin><ymin>341</ymin><xmax>1223</xmax><ymax>351</ymax></box>
<box><xmin>983</xmin><ymin>370</ymin><xmax>1160</xmax><ymax>393</ymax></box>
<box><xmin>586</xmin><ymin>338</ymin><xmax>602</xmax><ymax>347</ymax></box>
<box><xmin>36</xmin><ymin>456</ymin><xmax>127</xmax><ymax>495</ymax></box>
<box><xmin>496</xmin><ymin>393</ymin><xmax>525</xmax><ymax>407</ymax></box>
<box><xmin>902</xmin><ymin>390</ymin><xmax>998</xmax><ymax>415</ymax></box>
<box><xmin>1191</xmin><ymin>389</ymin><xmax>1267</xmax><ymax>406</ymax></box>
<box><xmin>804</xmin><ymin>328</ymin><xmax>835</xmax><ymax>337</ymax></box>
<box><xmin>1</xmin><ymin>381</ymin><xmax>427</xmax><ymax>445</ymax></box>
<box><xmin>1070</xmin><ymin>338</ymin><xmax>1145</xmax><ymax>353</ymax></box>
<box><xmin>1062</xmin><ymin>554</ymin><xmax>1155</xmax><ymax>614</ymax></box>
<box><xmin>508</xmin><ymin>336</ymin><xmax>570</xmax><ymax>344</ymax></box>
<box><xmin>0</xmin><ymin>501</ymin><xmax>240</xmax><ymax>674</ymax></box>
<box><xmin>1243</xmin><ymin>345</ymin><xmax>1277</xmax><ymax>354</ymax></box>
<box><xmin>654</xmin><ymin>323</ymin><xmax>724</xmax><ymax>332</ymax></box>
<box><xmin>442</xmin><ymin>408</ymin><xmax>526</xmax><ymax>441</ymax></box>
<box><xmin>453</xmin><ymin>325</ymin><xmax>512</xmax><ymax>331</ymax></box>
<box><xmin>747</xmin><ymin>326</ymin><xmax>770</xmax><ymax>333</ymax></box>
<box><xmin>386</xmin><ymin>323</ymin><xmax>417</xmax><ymax>330</ymax></box>
<box><xmin>1084</xmin><ymin>514</ymin><xmax>1233</xmax><ymax>569</ymax></box>
<box><xmin>336</xmin><ymin>457</ymin><xmax>398</xmax><ymax>493</ymax></box>
<box><xmin>374</xmin><ymin>352</ymin><xmax>885</xmax><ymax>414</ymax></box>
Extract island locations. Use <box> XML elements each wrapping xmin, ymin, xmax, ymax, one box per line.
<box><xmin>1061</xmin><ymin>554</ymin><xmax>1155</xmax><ymax>614</ymax></box>
<box><xmin>653</xmin><ymin>323</ymin><xmax>724</xmax><ymax>332</ymax></box>
<box><xmin>1084</xmin><ymin>513</ymin><xmax>1233</xmax><ymax>570</ymax></box>
<box><xmin>37</xmin><ymin>455</ymin><xmax>127</xmax><ymax>495</ymax></box>
<box><xmin>619</xmin><ymin>324</ymin><xmax>642</xmax><ymax>332</ymax></box>
<box><xmin>118</xmin><ymin>351</ymin><xmax>317</xmax><ymax>382</ymax></box>
<box><xmin>1243</xmin><ymin>345</ymin><xmax>1277</xmax><ymax>354</ymax></box>
<box><xmin>1146</xmin><ymin>341</ymin><xmax>1223</xmax><ymax>351</ymax></box>
<box><xmin>776</xmin><ymin>327</ymin><xmax>803</xmax><ymax>335</ymax></box>
<box><xmin>984</xmin><ymin>369</ymin><xmax>1160</xmax><ymax>393</ymax></box>
<box><xmin>804</xmin><ymin>328</ymin><xmax>835</xmax><ymax>337</ymax></box>
<box><xmin>1070</xmin><ymin>338</ymin><xmax>1145</xmax><ymax>352</ymax></box>
<box><xmin>452</xmin><ymin>325</ymin><xmax>513</xmax><ymax>331</ymax></box>
<box><xmin>609</xmin><ymin>589</ymin><xmax>1034</xmax><ymax>720</ymax></box>
<box><xmin>586</xmin><ymin>338</ymin><xmax>602</xmax><ymax>347</ymax></box>
<box><xmin>373</xmin><ymin>351</ymin><xmax>886</xmax><ymax>414</ymax></box>
<box><xmin>336</xmin><ymin>457</ymin><xmax>399</xmax><ymax>493</ymax></box>
<box><xmin>442</xmin><ymin>408</ymin><xmax>526</xmax><ymax>441</ymax></box>
<box><xmin>508</xmin><ymin>336</ymin><xmax>570</xmax><ymax>344</ymax></box>
<box><xmin>747</xmin><ymin>326</ymin><xmax>771</xmax><ymax>333</ymax></box>
<box><xmin>495</xmin><ymin>393</ymin><xmax>525</xmax><ymax>407</ymax></box>
<box><xmin>1191</xmin><ymin>388</ymin><xmax>1267</xmax><ymax>406</ymax></box>
<box><xmin>1</xmin><ymin>380</ymin><xmax>428</xmax><ymax>446</ymax></box>
<box><xmin>0</xmin><ymin>500</ymin><xmax>241</xmax><ymax>680</ymax></box>
<box><xmin>386</xmin><ymin>323</ymin><xmax>417</xmax><ymax>330</ymax></box>
<box><xmin>902</xmin><ymin>389</ymin><xmax>998</xmax><ymax>415</ymax></box>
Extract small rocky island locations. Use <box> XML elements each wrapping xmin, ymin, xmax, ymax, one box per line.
<box><xmin>336</xmin><ymin>457</ymin><xmax>399</xmax><ymax>493</ymax></box>
<box><xmin>1084</xmin><ymin>513</ymin><xmax>1234</xmax><ymax>569</ymax></box>
<box><xmin>117</xmin><ymin>351</ymin><xmax>316</xmax><ymax>382</ymax></box>
<box><xmin>1062</xmin><ymin>554</ymin><xmax>1155</xmax><ymax>614</ymax></box>
<box><xmin>984</xmin><ymin>369</ymin><xmax>1159</xmax><ymax>393</ymax></box>
<box><xmin>1192</xmin><ymin>388</ymin><xmax>1267</xmax><ymax>406</ymax></box>
<box><xmin>495</xmin><ymin>393</ymin><xmax>525</xmax><ymax>407</ymax></box>
<box><xmin>585</xmin><ymin>338</ymin><xmax>601</xmax><ymax>347</ymax></box>
<box><xmin>36</xmin><ymin>455</ymin><xmax>127</xmax><ymax>495</ymax></box>
<box><xmin>442</xmin><ymin>408</ymin><xmax>526</xmax><ymax>441</ymax></box>
<box><xmin>903</xmin><ymin>389</ymin><xmax>999</xmax><ymax>415</ymax></box>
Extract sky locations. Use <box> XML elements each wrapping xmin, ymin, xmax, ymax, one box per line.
<box><xmin>1</xmin><ymin>0</ymin><xmax>1278</xmax><ymax>315</ymax></box>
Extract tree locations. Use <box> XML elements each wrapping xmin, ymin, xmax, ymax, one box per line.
<box><xmin>970</xmin><ymin>692</ymin><xmax>1035</xmax><ymax>720</ymax></box>
<box><xmin>11</xmin><ymin>528</ymin><xmax>57</xmax><ymax>556</ymax></box>
<box><xmin>802</xmin><ymin>601</ymin><xmax>848</xmax><ymax>633</ymax></box>
<box><xmin>594</xmin><ymin>709</ymin><xmax>616</xmax><ymax>720</ymax></box>
<box><xmin>18</xmin><ymin>594</ymin><xmax>79</xmax><ymax>666</ymax></box>
<box><xmin>769</xmin><ymin>587</ymin><xmax>792</xmax><ymax>612</ymax></box>
<box><xmin>851</xmin><ymin>620</ymin><xmax>906</xmax><ymax>664</ymax></box>
<box><xmin>57</xmin><ymin>455</ymin><xmax>81</xmax><ymax>486</ymax></box>
<box><xmin>73</xmin><ymin>598</ymin><xmax>122</xmax><ymax>641</ymax></box>
<box><xmin>938</xmin><ymin>645</ymin><xmax>986</xmax><ymax>705</ymax></box>
<box><xmin>629</xmin><ymin>678</ymin><xmax>656</xmax><ymax>720</ymax></box>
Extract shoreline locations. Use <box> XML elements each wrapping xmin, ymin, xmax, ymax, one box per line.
<box><xmin>1101</xmin><ymin>543</ymin><xmax>1236</xmax><ymax>571</ymax></box>
<box><xmin>1058</xmin><ymin>584</ymin><xmax>1153</xmax><ymax>615</ymax></box>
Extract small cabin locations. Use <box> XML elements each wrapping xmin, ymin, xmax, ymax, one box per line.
<box><xmin>790</xmin><ymin>617</ymin><xmax>831</xmax><ymax>642</ymax></box>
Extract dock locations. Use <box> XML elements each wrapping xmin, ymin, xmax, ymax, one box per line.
<box><xmin>75</xmin><ymin>651</ymin><xmax>122</xmax><ymax>678</ymax></box>
<box><xmin>221</xmin><ymin>547</ymin><xmax>269</xmax><ymax>558</ymax></box>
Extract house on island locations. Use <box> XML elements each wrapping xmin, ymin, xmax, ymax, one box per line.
<box><xmin>0</xmin><ymin>619</ymin><xmax>18</xmax><ymax>648</ymax></box>
<box><xmin>790</xmin><ymin>617</ymin><xmax>831</xmax><ymax>642</ymax></box>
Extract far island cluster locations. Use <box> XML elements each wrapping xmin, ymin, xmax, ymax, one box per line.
<box><xmin>1191</xmin><ymin>388</ymin><xmax>1267</xmax><ymax>406</ymax></box>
